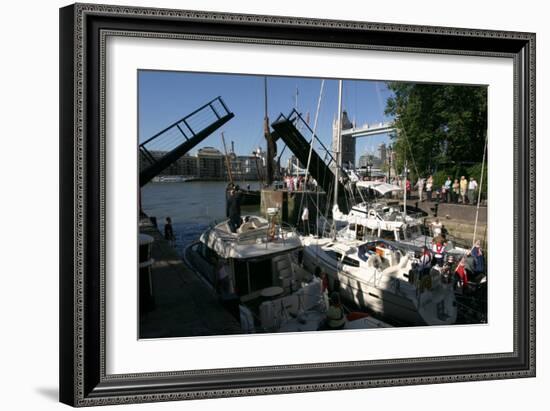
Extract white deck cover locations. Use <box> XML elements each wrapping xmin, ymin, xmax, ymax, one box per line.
<box><xmin>356</xmin><ymin>181</ymin><xmax>403</xmax><ymax>196</ymax></box>
<box><xmin>200</xmin><ymin>217</ymin><xmax>302</xmax><ymax>259</ymax></box>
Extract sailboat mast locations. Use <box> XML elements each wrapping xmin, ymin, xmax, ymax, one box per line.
<box><xmin>264</xmin><ymin>76</ymin><xmax>274</xmax><ymax>185</ymax></box>
<box><xmin>332</xmin><ymin>80</ymin><xmax>343</xmax><ymax>240</ymax></box>
<box><xmin>334</xmin><ymin>80</ymin><xmax>343</xmax><ymax>209</ymax></box>
<box><xmin>403</xmin><ymin>160</ymin><xmax>407</xmax><ymax>217</ymax></box>
<box><xmin>221</xmin><ymin>132</ymin><xmax>234</xmax><ymax>185</ymax></box>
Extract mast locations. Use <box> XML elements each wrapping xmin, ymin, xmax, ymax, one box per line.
<box><xmin>333</xmin><ymin>80</ymin><xmax>343</xmax><ymax>240</ymax></box>
<box><xmin>403</xmin><ymin>160</ymin><xmax>407</xmax><ymax>218</ymax></box>
<box><xmin>334</xmin><ymin>80</ymin><xmax>343</xmax><ymax>208</ymax></box>
<box><xmin>473</xmin><ymin>134</ymin><xmax>488</xmax><ymax>246</ymax></box>
<box><xmin>264</xmin><ymin>76</ymin><xmax>274</xmax><ymax>186</ymax></box>
<box><xmin>221</xmin><ymin>132</ymin><xmax>234</xmax><ymax>185</ymax></box>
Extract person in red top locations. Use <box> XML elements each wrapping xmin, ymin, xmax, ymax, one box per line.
<box><xmin>432</xmin><ymin>238</ymin><xmax>446</xmax><ymax>266</ymax></box>
<box><xmin>455</xmin><ymin>256</ymin><xmax>469</xmax><ymax>288</ymax></box>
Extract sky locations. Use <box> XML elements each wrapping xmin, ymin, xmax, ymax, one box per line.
<box><xmin>138</xmin><ymin>70</ymin><xmax>395</xmax><ymax>165</ymax></box>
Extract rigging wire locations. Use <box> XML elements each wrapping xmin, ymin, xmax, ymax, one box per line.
<box><xmin>472</xmin><ymin>132</ymin><xmax>488</xmax><ymax>247</ymax></box>
<box><xmin>296</xmin><ymin>80</ymin><xmax>326</xmax><ymax>227</ymax></box>
<box><xmin>396</xmin><ymin>117</ymin><xmax>420</xmax><ymax>179</ymax></box>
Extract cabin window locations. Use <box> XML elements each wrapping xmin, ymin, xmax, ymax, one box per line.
<box><xmin>233</xmin><ymin>260</ymin><xmax>249</xmax><ymax>295</ymax></box>
<box><xmin>380</xmin><ymin>229</ymin><xmax>396</xmax><ymax>241</ymax></box>
<box><xmin>325</xmin><ymin>250</ymin><xmax>343</xmax><ymax>262</ymax></box>
<box><xmin>248</xmin><ymin>259</ymin><xmax>273</xmax><ymax>292</ymax></box>
<box><xmin>233</xmin><ymin>259</ymin><xmax>273</xmax><ymax>296</ymax></box>
<box><xmin>356</xmin><ymin>224</ymin><xmax>364</xmax><ymax>240</ymax></box>
<box><xmin>342</xmin><ymin>256</ymin><xmax>360</xmax><ymax>267</ymax></box>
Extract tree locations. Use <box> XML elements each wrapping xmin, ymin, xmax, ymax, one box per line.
<box><xmin>384</xmin><ymin>82</ymin><xmax>487</xmax><ymax>182</ymax></box>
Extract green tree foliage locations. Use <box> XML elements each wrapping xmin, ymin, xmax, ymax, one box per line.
<box><xmin>385</xmin><ymin>82</ymin><xmax>487</xmax><ymax>183</ymax></box>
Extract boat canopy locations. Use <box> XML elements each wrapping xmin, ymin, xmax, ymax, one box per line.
<box><xmin>200</xmin><ymin>216</ymin><xmax>302</xmax><ymax>259</ymax></box>
<box><xmin>356</xmin><ymin>181</ymin><xmax>402</xmax><ymax>195</ymax></box>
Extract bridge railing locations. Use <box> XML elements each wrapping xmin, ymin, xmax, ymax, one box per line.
<box><xmin>282</xmin><ymin>109</ymin><xmax>350</xmax><ymax>181</ymax></box>
<box><xmin>139</xmin><ymin>96</ymin><xmax>231</xmax><ymax>169</ymax></box>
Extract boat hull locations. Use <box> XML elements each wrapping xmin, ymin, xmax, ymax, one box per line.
<box><xmin>302</xmin><ymin>242</ymin><xmax>457</xmax><ymax>326</ymax></box>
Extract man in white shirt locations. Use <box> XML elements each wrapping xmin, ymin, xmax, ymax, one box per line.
<box><xmin>468</xmin><ymin>177</ymin><xmax>478</xmax><ymax>205</ymax></box>
<box><xmin>444</xmin><ymin>176</ymin><xmax>452</xmax><ymax>202</ymax></box>
<box><xmin>301</xmin><ymin>206</ymin><xmax>310</xmax><ymax>235</ymax></box>
<box><xmin>416</xmin><ymin>178</ymin><xmax>425</xmax><ymax>201</ymax></box>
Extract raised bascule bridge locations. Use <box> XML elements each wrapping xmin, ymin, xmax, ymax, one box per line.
<box><xmin>139</xmin><ymin>96</ymin><xmax>234</xmax><ymax>187</ymax></box>
<box><xmin>270</xmin><ymin>109</ymin><xmax>351</xmax><ymax>211</ymax></box>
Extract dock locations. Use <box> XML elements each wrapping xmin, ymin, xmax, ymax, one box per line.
<box><xmin>139</xmin><ymin>217</ymin><xmax>241</xmax><ymax>338</ymax></box>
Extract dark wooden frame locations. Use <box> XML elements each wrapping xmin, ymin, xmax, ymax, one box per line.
<box><xmin>59</xmin><ymin>3</ymin><xmax>536</xmax><ymax>407</ymax></box>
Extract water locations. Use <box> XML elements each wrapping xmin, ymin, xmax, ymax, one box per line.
<box><xmin>141</xmin><ymin>181</ymin><xmax>261</xmax><ymax>254</ymax></box>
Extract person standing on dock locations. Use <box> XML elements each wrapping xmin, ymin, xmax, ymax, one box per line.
<box><xmin>468</xmin><ymin>177</ymin><xmax>478</xmax><ymax>205</ymax></box>
<box><xmin>452</xmin><ymin>179</ymin><xmax>460</xmax><ymax>203</ymax></box>
<box><xmin>164</xmin><ymin>217</ymin><xmax>175</xmax><ymax>244</ymax></box>
<box><xmin>444</xmin><ymin>176</ymin><xmax>452</xmax><ymax>203</ymax></box>
<box><xmin>460</xmin><ymin>176</ymin><xmax>468</xmax><ymax>203</ymax></box>
<box><xmin>416</xmin><ymin>177</ymin><xmax>425</xmax><ymax>201</ymax></box>
<box><xmin>426</xmin><ymin>175</ymin><xmax>433</xmax><ymax>202</ymax></box>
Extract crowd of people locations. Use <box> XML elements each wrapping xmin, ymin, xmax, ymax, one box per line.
<box><xmin>418</xmin><ymin>175</ymin><xmax>479</xmax><ymax>205</ymax></box>
<box><xmin>282</xmin><ymin>174</ymin><xmax>318</xmax><ymax>192</ymax></box>
<box><xmin>383</xmin><ymin>174</ymin><xmax>481</xmax><ymax>205</ymax></box>
<box><xmin>415</xmin><ymin>219</ymin><xmax>486</xmax><ymax>294</ymax></box>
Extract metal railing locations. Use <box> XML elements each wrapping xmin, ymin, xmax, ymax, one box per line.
<box><xmin>139</xmin><ymin>96</ymin><xmax>231</xmax><ymax>168</ymax></box>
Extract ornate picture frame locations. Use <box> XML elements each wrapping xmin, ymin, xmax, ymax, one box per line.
<box><xmin>59</xmin><ymin>3</ymin><xmax>535</xmax><ymax>406</ymax></box>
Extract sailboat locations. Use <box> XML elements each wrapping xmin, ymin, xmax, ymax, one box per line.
<box><xmin>220</xmin><ymin>132</ymin><xmax>262</xmax><ymax>206</ymax></box>
<box><xmin>301</xmin><ymin>80</ymin><xmax>458</xmax><ymax>326</ymax></box>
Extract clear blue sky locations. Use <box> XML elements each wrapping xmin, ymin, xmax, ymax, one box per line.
<box><xmin>138</xmin><ymin>70</ymin><xmax>394</xmax><ymax>165</ymax></box>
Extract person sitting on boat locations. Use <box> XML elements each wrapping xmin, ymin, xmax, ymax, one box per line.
<box><xmin>454</xmin><ymin>256</ymin><xmax>469</xmax><ymax>290</ymax></box>
<box><xmin>314</xmin><ymin>267</ymin><xmax>330</xmax><ymax>310</ymax></box>
<box><xmin>319</xmin><ymin>292</ymin><xmax>346</xmax><ymax>330</ymax></box>
<box><xmin>418</xmin><ymin>246</ymin><xmax>433</xmax><ymax>276</ymax></box>
<box><xmin>441</xmin><ymin>255</ymin><xmax>455</xmax><ymax>284</ymax></box>
<box><xmin>432</xmin><ymin>238</ymin><xmax>446</xmax><ymax>267</ymax></box>
<box><xmin>431</xmin><ymin>218</ymin><xmax>443</xmax><ymax>238</ymax></box>
<box><xmin>471</xmin><ymin>240</ymin><xmax>485</xmax><ymax>275</ymax></box>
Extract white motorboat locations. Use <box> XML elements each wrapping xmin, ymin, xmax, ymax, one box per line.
<box><xmin>334</xmin><ymin>180</ymin><xmax>468</xmax><ymax>258</ymax></box>
<box><xmin>184</xmin><ymin>215</ymin><xmax>327</xmax><ymax>333</ymax></box>
<box><xmin>301</xmin><ymin>236</ymin><xmax>457</xmax><ymax>326</ymax></box>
